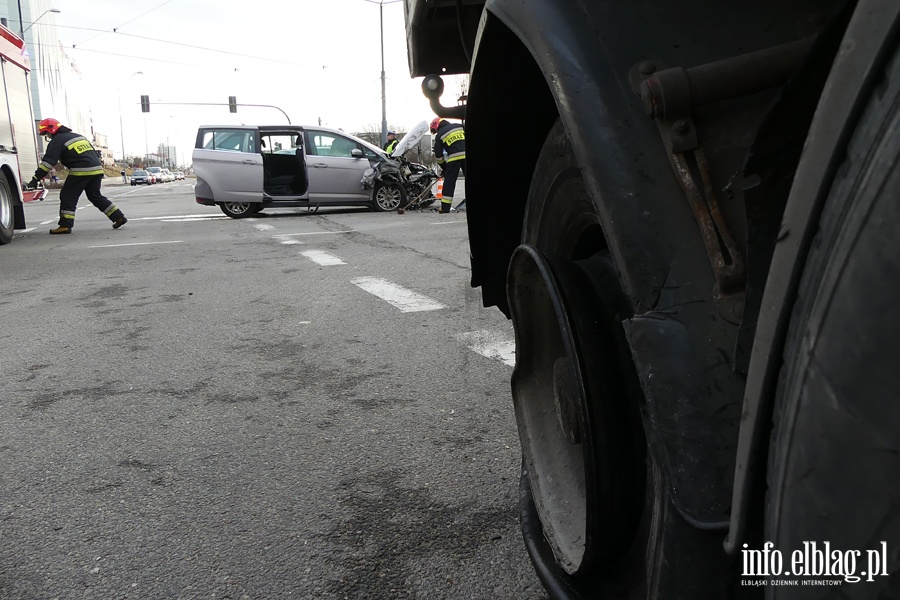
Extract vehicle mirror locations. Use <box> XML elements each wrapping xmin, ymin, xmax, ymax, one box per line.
<box><xmin>351</xmin><ymin>149</ymin><xmax>363</xmax><ymax>158</ymax></box>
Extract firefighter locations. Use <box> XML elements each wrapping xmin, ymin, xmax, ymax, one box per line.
<box><xmin>430</xmin><ymin>117</ymin><xmax>466</xmax><ymax>213</ymax></box>
<box><xmin>25</xmin><ymin>118</ymin><xmax>127</xmax><ymax>235</ymax></box>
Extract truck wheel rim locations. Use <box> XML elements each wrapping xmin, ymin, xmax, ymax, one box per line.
<box><xmin>0</xmin><ymin>183</ymin><xmax>10</xmax><ymax>229</ymax></box>
<box><xmin>507</xmin><ymin>244</ymin><xmax>645</xmax><ymax>575</ymax></box>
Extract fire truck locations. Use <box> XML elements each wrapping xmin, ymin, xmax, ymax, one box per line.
<box><xmin>405</xmin><ymin>1</ymin><xmax>899</xmax><ymax>598</ymax></box>
<box><xmin>0</xmin><ymin>23</ymin><xmax>44</xmax><ymax>246</ymax></box>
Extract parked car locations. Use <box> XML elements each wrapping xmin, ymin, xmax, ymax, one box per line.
<box><xmin>192</xmin><ymin>124</ymin><xmax>401</xmax><ymax>217</ymax></box>
<box><xmin>130</xmin><ymin>170</ymin><xmax>152</xmax><ymax>185</ymax></box>
<box><xmin>174</xmin><ymin>171</ymin><xmax>185</xmax><ymax>180</ymax></box>
<box><xmin>161</xmin><ymin>168</ymin><xmax>175</xmax><ymax>182</ymax></box>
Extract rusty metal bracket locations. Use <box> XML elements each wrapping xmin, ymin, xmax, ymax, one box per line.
<box><xmin>630</xmin><ymin>38</ymin><xmax>816</xmax><ymax>321</ymax></box>
<box><xmin>671</xmin><ymin>149</ymin><xmax>746</xmax><ymax>322</ymax></box>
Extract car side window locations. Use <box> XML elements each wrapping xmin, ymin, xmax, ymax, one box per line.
<box><xmin>200</xmin><ymin>130</ymin><xmax>255</xmax><ymax>153</ymax></box>
<box><xmin>362</xmin><ymin>147</ymin><xmax>381</xmax><ymax>161</ymax></box>
<box><xmin>307</xmin><ymin>131</ymin><xmax>358</xmax><ymax>158</ymax></box>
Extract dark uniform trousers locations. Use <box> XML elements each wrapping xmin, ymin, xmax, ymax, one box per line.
<box><xmin>441</xmin><ymin>160</ymin><xmax>466</xmax><ymax>199</ymax></box>
<box><xmin>58</xmin><ymin>174</ymin><xmax>124</xmax><ymax>228</ymax></box>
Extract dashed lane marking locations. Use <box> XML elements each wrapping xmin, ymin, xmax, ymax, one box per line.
<box><xmin>272</xmin><ymin>230</ymin><xmax>356</xmax><ymax>245</ymax></box>
<box><xmin>300</xmin><ymin>250</ymin><xmax>347</xmax><ymax>266</ymax></box>
<box><xmin>457</xmin><ymin>330</ymin><xmax>516</xmax><ymax>367</ymax></box>
<box><xmin>252</xmin><ymin>223</ymin><xmax>276</xmax><ymax>231</ymax></box>
<box><xmin>351</xmin><ymin>277</ymin><xmax>445</xmax><ymax>312</ymax></box>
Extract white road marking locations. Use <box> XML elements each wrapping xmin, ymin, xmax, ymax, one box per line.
<box><xmin>251</xmin><ymin>222</ymin><xmax>275</xmax><ymax>231</ymax></box>
<box><xmin>430</xmin><ymin>220</ymin><xmax>467</xmax><ymax>226</ymax></box>
<box><xmin>88</xmin><ymin>241</ymin><xmax>184</xmax><ymax>248</ymax></box>
<box><xmin>300</xmin><ymin>250</ymin><xmax>346</xmax><ymax>266</ymax></box>
<box><xmin>40</xmin><ymin>219</ymin><xmax>54</xmax><ymax>225</ymax></box>
<box><xmin>273</xmin><ymin>236</ymin><xmax>304</xmax><ymax>245</ymax></box>
<box><xmin>161</xmin><ymin>217</ymin><xmax>227</xmax><ymax>222</ymax></box>
<box><xmin>457</xmin><ymin>330</ymin><xmax>516</xmax><ymax>367</ymax></box>
<box><xmin>128</xmin><ymin>214</ymin><xmax>223</xmax><ymax>221</ymax></box>
<box><xmin>115</xmin><ymin>187</ymin><xmax>146</xmax><ymax>197</ymax></box>
<box><xmin>276</xmin><ymin>230</ymin><xmax>356</xmax><ymax>236</ymax></box>
<box><xmin>20</xmin><ymin>228</ymin><xmax>36</xmax><ymax>233</ymax></box>
<box><xmin>351</xmin><ymin>277</ymin><xmax>445</xmax><ymax>312</ymax></box>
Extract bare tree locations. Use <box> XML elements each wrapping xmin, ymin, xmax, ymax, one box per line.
<box><xmin>451</xmin><ymin>74</ymin><xmax>469</xmax><ymax>104</ymax></box>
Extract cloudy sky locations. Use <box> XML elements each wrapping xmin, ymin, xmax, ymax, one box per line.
<box><xmin>45</xmin><ymin>0</ymin><xmax>437</xmax><ymax>163</ymax></box>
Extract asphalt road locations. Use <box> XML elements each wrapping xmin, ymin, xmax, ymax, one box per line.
<box><xmin>0</xmin><ymin>180</ymin><xmax>546</xmax><ymax>599</ymax></box>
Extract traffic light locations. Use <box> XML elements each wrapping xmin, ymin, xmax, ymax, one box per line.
<box><xmin>228</xmin><ymin>96</ymin><xmax>237</xmax><ymax>113</ymax></box>
<box><xmin>140</xmin><ymin>95</ymin><xmax>150</xmax><ymax>112</ymax></box>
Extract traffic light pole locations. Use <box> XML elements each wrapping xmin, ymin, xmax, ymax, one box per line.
<box><xmin>139</xmin><ymin>99</ymin><xmax>291</xmax><ymax>124</ymax></box>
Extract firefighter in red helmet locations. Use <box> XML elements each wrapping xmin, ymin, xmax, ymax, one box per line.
<box><xmin>26</xmin><ymin>118</ymin><xmax>127</xmax><ymax>234</ymax></box>
<box><xmin>430</xmin><ymin>117</ymin><xmax>466</xmax><ymax>213</ymax></box>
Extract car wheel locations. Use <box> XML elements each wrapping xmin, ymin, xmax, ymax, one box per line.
<box><xmin>372</xmin><ymin>182</ymin><xmax>406</xmax><ymax>212</ymax></box>
<box><xmin>0</xmin><ymin>175</ymin><xmax>13</xmax><ymax>245</ymax></box>
<box><xmin>220</xmin><ymin>202</ymin><xmax>256</xmax><ymax>218</ymax></box>
<box><xmin>508</xmin><ymin>118</ymin><xmax>733</xmax><ymax>598</ymax></box>
<box><xmin>765</xmin><ymin>43</ymin><xmax>900</xmax><ymax>599</ymax></box>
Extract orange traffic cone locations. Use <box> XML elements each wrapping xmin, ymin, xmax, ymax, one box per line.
<box><xmin>435</xmin><ymin>178</ymin><xmax>444</xmax><ymax>200</ymax></box>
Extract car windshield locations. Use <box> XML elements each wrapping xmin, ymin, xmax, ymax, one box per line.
<box><xmin>134</xmin><ymin>171</ymin><xmax>148</xmax><ymax>175</ymax></box>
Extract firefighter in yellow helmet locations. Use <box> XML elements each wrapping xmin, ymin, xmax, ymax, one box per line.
<box><xmin>26</xmin><ymin>118</ymin><xmax>127</xmax><ymax>234</ymax></box>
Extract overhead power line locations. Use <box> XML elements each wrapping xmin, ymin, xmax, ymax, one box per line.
<box><xmin>72</xmin><ymin>1</ymin><xmax>174</xmax><ymax>48</ymax></box>
<box><xmin>53</xmin><ymin>24</ymin><xmax>319</xmax><ymax>69</ymax></box>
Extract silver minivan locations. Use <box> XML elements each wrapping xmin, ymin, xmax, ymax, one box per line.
<box><xmin>193</xmin><ymin>124</ymin><xmax>402</xmax><ymax>217</ymax></box>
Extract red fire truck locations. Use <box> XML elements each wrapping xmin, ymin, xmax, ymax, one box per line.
<box><xmin>0</xmin><ymin>23</ymin><xmax>45</xmax><ymax>246</ymax></box>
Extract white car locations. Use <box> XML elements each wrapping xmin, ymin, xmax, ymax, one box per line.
<box><xmin>146</xmin><ymin>166</ymin><xmax>164</xmax><ymax>182</ymax></box>
<box><xmin>192</xmin><ymin>124</ymin><xmax>403</xmax><ymax>218</ymax></box>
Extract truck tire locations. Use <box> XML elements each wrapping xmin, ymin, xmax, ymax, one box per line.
<box><xmin>0</xmin><ymin>175</ymin><xmax>14</xmax><ymax>245</ymax></box>
<box><xmin>509</xmin><ymin>119</ymin><xmax>733</xmax><ymax>598</ymax></box>
<box><xmin>765</xmin><ymin>44</ymin><xmax>900</xmax><ymax>597</ymax></box>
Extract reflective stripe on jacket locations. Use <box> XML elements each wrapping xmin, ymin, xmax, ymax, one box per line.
<box><xmin>34</xmin><ymin>130</ymin><xmax>105</xmax><ymax>180</ymax></box>
<box><xmin>433</xmin><ymin>121</ymin><xmax>466</xmax><ymax>164</ymax></box>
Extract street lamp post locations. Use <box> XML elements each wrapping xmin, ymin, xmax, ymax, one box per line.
<box><xmin>118</xmin><ymin>71</ymin><xmax>143</xmax><ymax>164</ymax></box>
<box><xmin>379</xmin><ymin>2</ymin><xmax>387</xmax><ymax>146</ymax></box>
<box><xmin>22</xmin><ymin>8</ymin><xmax>60</xmax><ymax>35</ymax></box>
<box><xmin>364</xmin><ymin>0</ymin><xmax>401</xmax><ymax>146</ymax></box>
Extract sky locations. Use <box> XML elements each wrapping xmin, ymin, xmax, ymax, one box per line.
<box><xmin>45</xmin><ymin>0</ymin><xmax>439</xmax><ymax>165</ymax></box>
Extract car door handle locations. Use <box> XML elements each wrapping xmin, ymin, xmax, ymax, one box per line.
<box><xmin>242</xmin><ymin>159</ymin><xmax>258</xmax><ymax>165</ymax></box>
<box><xmin>311</xmin><ymin>163</ymin><xmax>327</xmax><ymax>168</ymax></box>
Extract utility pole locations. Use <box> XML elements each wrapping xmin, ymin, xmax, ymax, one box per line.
<box><xmin>379</xmin><ymin>1</ymin><xmax>387</xmax><ymax>147</ymax></box>
<box><xmin>364</xmin><ymin>0</ymin><xmax>397</xmax><ymax>145</ymax></box>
